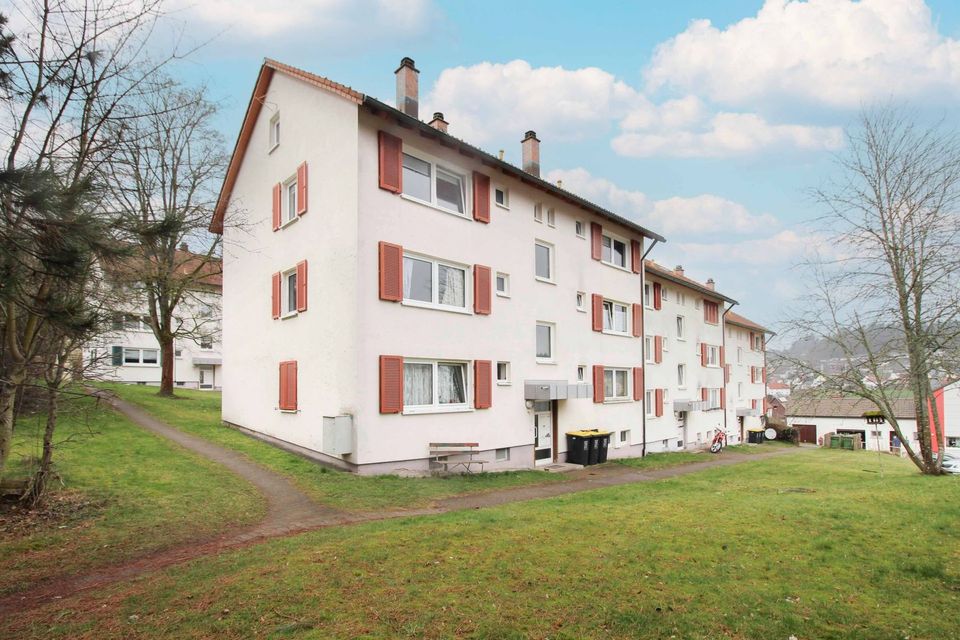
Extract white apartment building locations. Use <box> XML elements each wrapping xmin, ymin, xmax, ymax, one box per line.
<box><xmin>86</xmin><ymin>249</ymin><xmax>223</xmax><ymax>390</ymax></box>
<box><xmin>210</xmin><ymin>58</ymin><xmax>670</xmax><ymax>474</ymax></box>
<box><xmin>724</xmin><ymin>311</ymin><xmax>770</xmax><ymax>440</ymax></box>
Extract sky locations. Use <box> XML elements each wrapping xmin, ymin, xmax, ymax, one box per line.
<box><xmin>162</xmin><ymin>0</ymin><xmax>960</xmax><ymax>333</ymax></box>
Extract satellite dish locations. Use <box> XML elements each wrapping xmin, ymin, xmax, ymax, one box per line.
<box><xmin>764</xmin><ymin>428</ymin><xmax>777</xmax><ymax>440</ymax></box>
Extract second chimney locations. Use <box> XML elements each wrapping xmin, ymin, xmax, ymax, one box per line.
<box><xmin>674</xmin><ymin>265</ymin><xmax>684</xmax><ymax>277</ymax></box>
<box><xmin>395</xmin><ymin>57</ymin><xmax>419</xmax><ymax>119</ymax></box>
<box><xmin>429</xmin><ymin>112</ymin><xmax>448</xmax><ymax>133</ymax></box>
<box><xmin>705</xmin><ymin>278</ymin><xmax>715</xmax><ymax>290</ymax></box>
<box><xmin>522</xmin><ymin>130</ymin><xmax>540</xmax><ymax>177</ymax></box>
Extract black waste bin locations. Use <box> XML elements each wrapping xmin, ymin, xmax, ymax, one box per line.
<box><xmin>748</xmin><ymin>430</ymin><xmax>765</xmax><ymax>444</ymax></box>
<box><xmin>566</xmin><ymin>431</ymin><xmax>593</xmax><ymax>465</ymax></box>
<box><xmin>596</xmin><ymin>433</ymin><xmax>611</xmax><ymax>463</ymax></box>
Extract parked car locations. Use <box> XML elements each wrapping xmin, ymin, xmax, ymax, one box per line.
<box><xmin>942</xmin><ymin>448</ymin><xmax>960</xmax><ymax>475</ymax></box>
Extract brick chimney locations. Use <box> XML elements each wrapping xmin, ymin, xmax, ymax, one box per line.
<box><xmin>395</xmin><ymin>57</ymin><xmax>419</xmax><ymax>119</ymax></box>
<box><xmin>429</xmin><ymin>112</ymin><xmax>448</xmax><ymax>133</ymax></box>
<box><xmin>705</xmin><ymin>278</ymin><xmax>715</xmax><ymax>290</ymax></box>
<box><xmin>674</xmin><ymin>265</ymin><xmax>684</xmax><ymax>277</ymax></box>
<box><xmin>521</xmin><ymin>130</ymin><xmax>540</xmax><ymax>177</ymax></box>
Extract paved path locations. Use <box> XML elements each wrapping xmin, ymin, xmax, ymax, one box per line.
<box><xmin>0</xmin><ymin>395</ymin><xmax>797</xmax><ymax>615</ymax></box>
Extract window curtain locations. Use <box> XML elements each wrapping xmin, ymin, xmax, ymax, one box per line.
<box><xmin>438</xmin><ymin>265</ymin><xmax>464</xmax><ymax>307</ymax></box>
<box><xmin>438</xmin><ymin>363</ymin><xmax>466</xmax><ymax>404</ymax></box>
<box><xmin>404</xmin><ymin>363</ymin><xmax>433</xmax><ymax>406</ymax></box>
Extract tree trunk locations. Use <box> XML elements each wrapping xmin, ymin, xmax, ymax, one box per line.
<box><xmin>25</xmin><ymin>385</ymin><xmax>58</xmax><ymax>506</ymax></box>
<box><xmin>0</xmin><ymin>369</ymin><xmax>25</xmax><ymax>477</ymax></box>
<box><xmin>158</xmin><ymin>334</ymin><xmax>175</xmax><ymax>396</ymax></box>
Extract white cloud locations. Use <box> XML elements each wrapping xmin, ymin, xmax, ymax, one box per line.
<box><xmin>424</xmin><ymin>60</ymin><xmax>640</xmax><ymax>144</ymax></box>
<box><xmin>170</xmin><ymin>0</ymin><xmax>435</xmax><ymax>41</ymax></box>
<box><xmin>645</xmin><ymin>0</ymin><xmax>960</xmax><ymax>109</ymax></box>
<box><xmin>674</xmin><ymin>230</ymin><xmax>819</xmax><ymax>266</ymax></box>
<box><xmin>613</xmin><ymin>110</ymin><xmax>844</xmax><ymax>158</ymax></box>
<box><xmin>546</xmin><ymin>168</ymin><xmax>776</xmax><ymax>236</ymax></box>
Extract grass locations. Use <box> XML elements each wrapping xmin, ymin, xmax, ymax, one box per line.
<box><xmin>0</xmin><ymin>392</ymin><xmax>264</xmax><ymax>597</ymax></box>
<box><xmin>98</xmin><ymin>384</ymin><xmax>567</xmax><ymax>511</ymax></box>
<box><xmin>6</xmin><ymin>447</ymin><xmax>958</xmax><ymax>639</ymax></box>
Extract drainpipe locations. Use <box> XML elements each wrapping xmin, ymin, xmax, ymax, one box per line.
<box><xmin>638</xmin><ymin>239</ymin><xmax>658</xmax><ymax>458</ymax></box>
<box><xmin>721</xmin><ymin>301</ymin><xmax>737</xmax><ymax>443</ymax></box>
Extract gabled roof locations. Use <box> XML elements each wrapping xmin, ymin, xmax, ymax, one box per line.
<box><xmin>725</xmin><ymin>310</ymin><xmax>772</xmax><ymax>334</ymax></box>
<box><xmin>644</xmin><ymin>260</ymin><xmax>735</xmax><ymax>304</ymax></box>
<box><xmin>786</xmin><ymin>395</ymin><xmax>916</xmax><ymax>419</ymax></box>
<box><xmin>210</xmin><ymin>59</ymin><xmax>666</xmax><ymax>245</ymax></box>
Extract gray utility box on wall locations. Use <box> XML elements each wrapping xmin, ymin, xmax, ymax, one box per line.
<box><xmin>322</xmin><ymin>415</ymin><xmax>354</xmax><ymax>455</ymax></box>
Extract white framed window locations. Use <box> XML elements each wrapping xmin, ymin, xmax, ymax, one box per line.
<box><xmin>534</xmin><ymin>202</ymin><xmax>543</xmax><ymax>223</ymax></box>
<box><xmin>662</xmin><ymin>336</ymin><xmax>669</xmax><ymax>352</ymax></box>
<box><xmin>496</xmin><ymin>361</ymin><xmax>511</xmax><ymax>385</ymax></box>
<box><xmin>737</xmin><ymin>347</ymin><xmax>743</xmax><ymax>364</ymax></box>
<box><xmin>738</xmin><ymin>382</ymin><xmax>743</xmax><ymax>399</ymax></box>
<box><xmin>174</xmin><ymin>349</ymin><xmax>183</xmax><ymax>358</ymax></box>
<box><xmin>575</xmin><ymin>220</ymin><xmax>585</xmax><ymax>238</ymax></box>
<box><xmin>677</xmin><ymin>364</ymin><xmax>686</xmax><ymax>388</ymax></box>
<box><xmin>754</xmin><ymin>334</ymin><xmax>763</xmax><ymax>350</ymax></box>
<box><xmin>401</xmin><ymin>149</ymin><xmax>468</xmax><ymax>217</ymax></box>
<box><xmin>534</xmin><ymin>240</ymin><xmax>554</xmax><ymax>282</ymax></box>
<box><xmin>677</xmin><ymin>292</ymin><xmax>686</xmax><ymax>306</ymax></box>
<box><xmin>546</xmin><ymin>207</ymin><xmax>556</xmax><ymax>227</ymax></box>
<box><xmin>706</xmin><ymin>345</ymin><xmax>719</xmax><ymax>367</ymax></box>
<box><xmin>495</xmin><ymin>447</ymin><xmax>510</xmax><ymax>461</ymax></box>
<box><xmin>282</xmin><ymin>175</ymin><xmax>298</xmax><ymax>224</ymax></box>
<box><xmin>602</xmin><ymin>299</ymin><xmax>629</xmax><ymax>335</ymax></box>
<box><xmin>663</xmin><ymin>389</ymin><xmax>670</xmax><ymax>403</ymax></box>
<box><xmin>601</xmin><ymin>232</ymin><xmax>630</xmax><ymax>270</ymax></box>
<box><xmin>708</xmin><ymin>388</ymin><xmax>720</xmax><ymax>409</ymax></box>
<box><xmin>576</xmin><ymin>291</ymin><xmax>586</xmax><ymax>312</ymax></box>
<box><xmin>494</xmin><ymin>186</ymin><xmax>509</xmax><ymax>209</ymax></box>
<box><xmin>402</xmin><ymin>359</ymin><xmax>469</xmax><ymax>414</ymax></box>
<box><xmin>123</xmin><ymin>347</ymin><xmax>159</xmax><ymax>366</ymax></box>
<box><xmin>199</xmin><ymin>337</ymin><xmax>213</xmax><ymax>350</ymax></box>
<box><xmin>661</xmin><ymin>288</ymin><xmax>668</xmax><ymax>302</ymax></box>
<box><xmin>496</xmin><ymin>272</ymin><xmax>510</xmax><ymax>298</ymax></box>
<box><xmin>644</xmin><ymin>283</ymin><xmax>652</xmax><ymax>308</ymax></box>
<box><xmin>676</xmin><ymin>315</ymin><xmax>685</xmax><ymax>340</ymax></box>
<box><xmin>619</xmin><ymin>429</ymin><xmax>630</xmax><ymax>444</ymax></box>
<box><xmin>402</xmin><ymin>253</ymin><xmax>469</xmax><ymax>312</ymax></box>
<box><xmin>577</xmin><ymin>365</ymin><xmax>585</xmax><ymax>382</ymax></box>
<box><xmin>269</xmin><ymin>113</ymin><xmax>280</xmax><ymax>150</ymax></box>
<box><xmin>645</xmin><ymin>390</ymin><xmax>654</xmax><ymax>417</ymax></box>
<box><xmin>645</xmin><ymin>336</ymin><xmax>654</xmax><ymax>363</ymax></box>
<box><xmin>120</xmin><ymin>314</ymin><xmax>151</xmax><ymax>332</ymax></box>
<box><xmin>536</xmin><ymin>322</ymin><xmax>555</xmax><ymax>362</ymax></box>
<box><xmin>282</xmin><ymin>268</ymin><xmax>298</xmax><ymax>316</ymax></box>
<box><xmin>695</xmin><ymin>299</ymin><xmax>702</xmax><ymax>310</ymax></box>
<box><xmin>603</xmin><ymin>368</ymin><xmax>630</xmax><ymax>401</ymax></box>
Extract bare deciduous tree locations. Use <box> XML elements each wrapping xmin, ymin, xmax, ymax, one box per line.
<box><xmin>105</xmin><ymin>81</ymin><xmax>225</xmax><ymax>397</ymax></box>
<box><xmin>786</xmin><ymin>106</ymin><xmax>960</xmax><ymax>475</ymax></box>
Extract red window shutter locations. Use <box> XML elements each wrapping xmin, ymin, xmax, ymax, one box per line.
<box><xmin>653</xmin><ymin>283</ymin><xmax>662</xmax><ymax>310</ymax></box>
<box><xmin>472</xmin><ymin>172</ymin><xmax>490</xmax><ymax>223</ymax></box>
<box><xmin>590</xmin><ymin>222</ymin><xmax>602</xmax><ymax>260</ymax></box>
<box><xmin>655</xmin><ymin>388</ymin><xmax>663</xmax><ymax>417</ymax></box>
<box><xmin>591</xmin><ymin>294</ymin><xmax>603</xmax><ymax>332</ymax></box>
<box><xmin>752</xmin><ymin>398</ymin><xmax>758</xmax><ymax>410</ymax></box>
<box><xmin>279</xmin><ymin>361</ymin><xmax>297</xmax><ymax>411</ymax></box>
<box><xmin>719</xmin><ymin>346</ymin><xmax>725</xmax><ymax>367</ymax></box>
<box><xmin>271</xmin><ymin>272</ymin><xmax>281</xmax><ymax>319</ymax></box>
<box><xmin>474</xmin><ymin>265</ymin><xmax>492</xmax><ymax>315</ymax></box>
<box><xmin>633</xmin><ymin>366</ymin><xmax>643</xmax><ymax>401</ymax></box>
<box><xmin>272</xmin><ymin>182</ymin><xmax>281</xmax><ymax>231</ymax></box>
<box><xmin>761</xmin><ymin>335</ymin><xmax>766</xmax><ymax>351</ymax></box>
<box><xmin>763</xmin><ymin>397</ymin><xmax>768</xmax><ymax>414</ymax></box>
<box><xmin>474</xmin><ymin>360</ymin><xmax>492</xmax><ymax>409</ymax></box>
<box><xmin>701</xmin><ymin>387</ymin><xmax>708</xmax><ymax>402</ymax></box>
<box><xmin>378</xmin><ymin>241</ymin><xmax>403</xmax><ymax>301</ymax></box>
<box><xmin>762</xmin><ymin>367</ymin><xmax>767</xmax><ymax>383</ymax></box>
<box><xmin>751</xmin><ymin>367</ymin><xmax>756</xmax><ymax>383</ymax></box>
<box><xmin>296</xmin><ymin>260</ymin><xmax>308</xmax><ymax>312</ymax></box>
<box><xmin>593</xmin><ymin>365</ymin><xmax>605</xmax><ymax>403</ymax></box>
<box><xmin>296</xmin><ymin>162</ymin><xmax>308</xmax><ymax>216</ymax></box>
<box><xmin>379</xmin><ymin>355</ymin><xmax>404</xmax><ymax>414</ymax></box>
<box><xmin>631</xmin><ymin>239</ymin><xmax>641</xmax><ymax>274</ymax></box>
<box><xmin>701</xmin><ymin>343</ymin><xmax>708</xmax><ymax>367</ymax></box>
<box><xmin>378</xmin><ymin>131</ymin><xmax>402</xmax><ymax>193</ymax></box>
<box><xmin>749</xmin><ymin>332</ymin><xmax>755</xmax><ymax>350</ymax></box>
<box><xmin>725</xmin><ymin>364</ymin><xmax>731</xmax><ymax>384</ymax></box>
<box><xmin>632</xmin><ymin>303</ymin><xmax>642</xmax><ymax>337</ymax></box>
<box><xmin>720</xmin><ymin>388</ymin><xmax>726</xmax><ymax>410</ymax></box>
<box><xmin>654</xmin><ymin>336</ymin><xmax>663</xmax><ymax>364</ymax></box>
<box><xmin>704</xmin><ymin>301</ymin><xmax>710</xmax><ymax>323</ymax></box>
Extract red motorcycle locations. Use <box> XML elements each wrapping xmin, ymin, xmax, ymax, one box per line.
<box><xmin>709</xmin><ymin>429</ymin><xmax>728</xmax><ymax>453</ymax></box>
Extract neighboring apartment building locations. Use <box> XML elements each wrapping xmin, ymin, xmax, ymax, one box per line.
<box><xmin>933</xmin><ymin>380</ymin><xmax>960</xmax><ymax>449</ymax></box>
<box><xmin>724</xmin><ymin>311</ymin><xmax>770</xmax><ymax>440</ymax></box>
<box><xmin>641</xmin><ymin>262</ymin><xmax>734</xmax><ymax>450</ymax></box>
<box><xmin>85</xmin><ymin>248</ymin><xmax>223</xmax><ymax>390</ymax></box>
<box><xmin>210</xmin><ymin>58</ymin><xmax>669</xmax><ymax>474</ymax></box>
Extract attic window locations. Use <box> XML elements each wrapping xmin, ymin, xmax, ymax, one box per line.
<box><xmin>269</xmin><ymin>113</ymin><xmax>280</xmax><ymax>151</ymax></box>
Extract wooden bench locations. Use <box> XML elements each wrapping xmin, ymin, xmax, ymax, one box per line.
<box><xmin>429</xmin><ymin>442</ymin><xmax>488</xmax><ymax>474</ymax></box>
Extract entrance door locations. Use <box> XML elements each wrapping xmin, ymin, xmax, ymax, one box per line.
<box><xmin>199</xmin><ymin>365</ymin><xmax>214</xmax><ymax>390</ymax></box>
<box><xmin>533</xmin><ymin>402</ymin><xmax>553</xmax><ymax>465</ymax></box>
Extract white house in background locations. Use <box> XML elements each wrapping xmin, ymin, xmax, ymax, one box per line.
<box><xmin>767</xmin><ymin>381</ymin><xmax>791</xmax><ymax>401</ymax></box>
<box><xmin>641</xmin><ymin>262</ymin><xmax>734</xmax><ymax>450</ymax></box>
<box><xmin>85</xmin><ymin>248</ymin><xmax>223</xmax><ymax>390</ymax></box>
<box><xmin>723</xmin><ymin>311</ymin><xmax>771</xmax><ymax>439</ymax></box>
<box><xmin>785</xmin><ymin>395</ymin><xmax>920</xmax><ymax>451</ymax></box>
<box><xmin>209</xmin><ymin>58</ymin><xmax>667</xmax><ymax>474</ymax></box>
<box><xmin>933</xmin><ymin>380</ymin><xmax>960</xmax><ymax>449</ymax></box>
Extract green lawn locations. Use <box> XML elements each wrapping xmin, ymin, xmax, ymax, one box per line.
<box><xmin>6</xmin><ymin>447</ymin><xmax>958</xmax><ymax>639</ymax></box>
<box><xmin>98</xmin><ymin>384</ymin><xmax>566</xmax><ymax>511</ymax></box>
<box><xmin>0</xmin><ymin>392</ymin><xmax>264</xmax><ymax>597</ymax></box>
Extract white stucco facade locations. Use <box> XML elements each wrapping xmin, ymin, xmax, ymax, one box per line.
<box><xmin>724</xmin><ymin>316</ymin><xmax>769</xmax><ymax>438</ymax></box>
